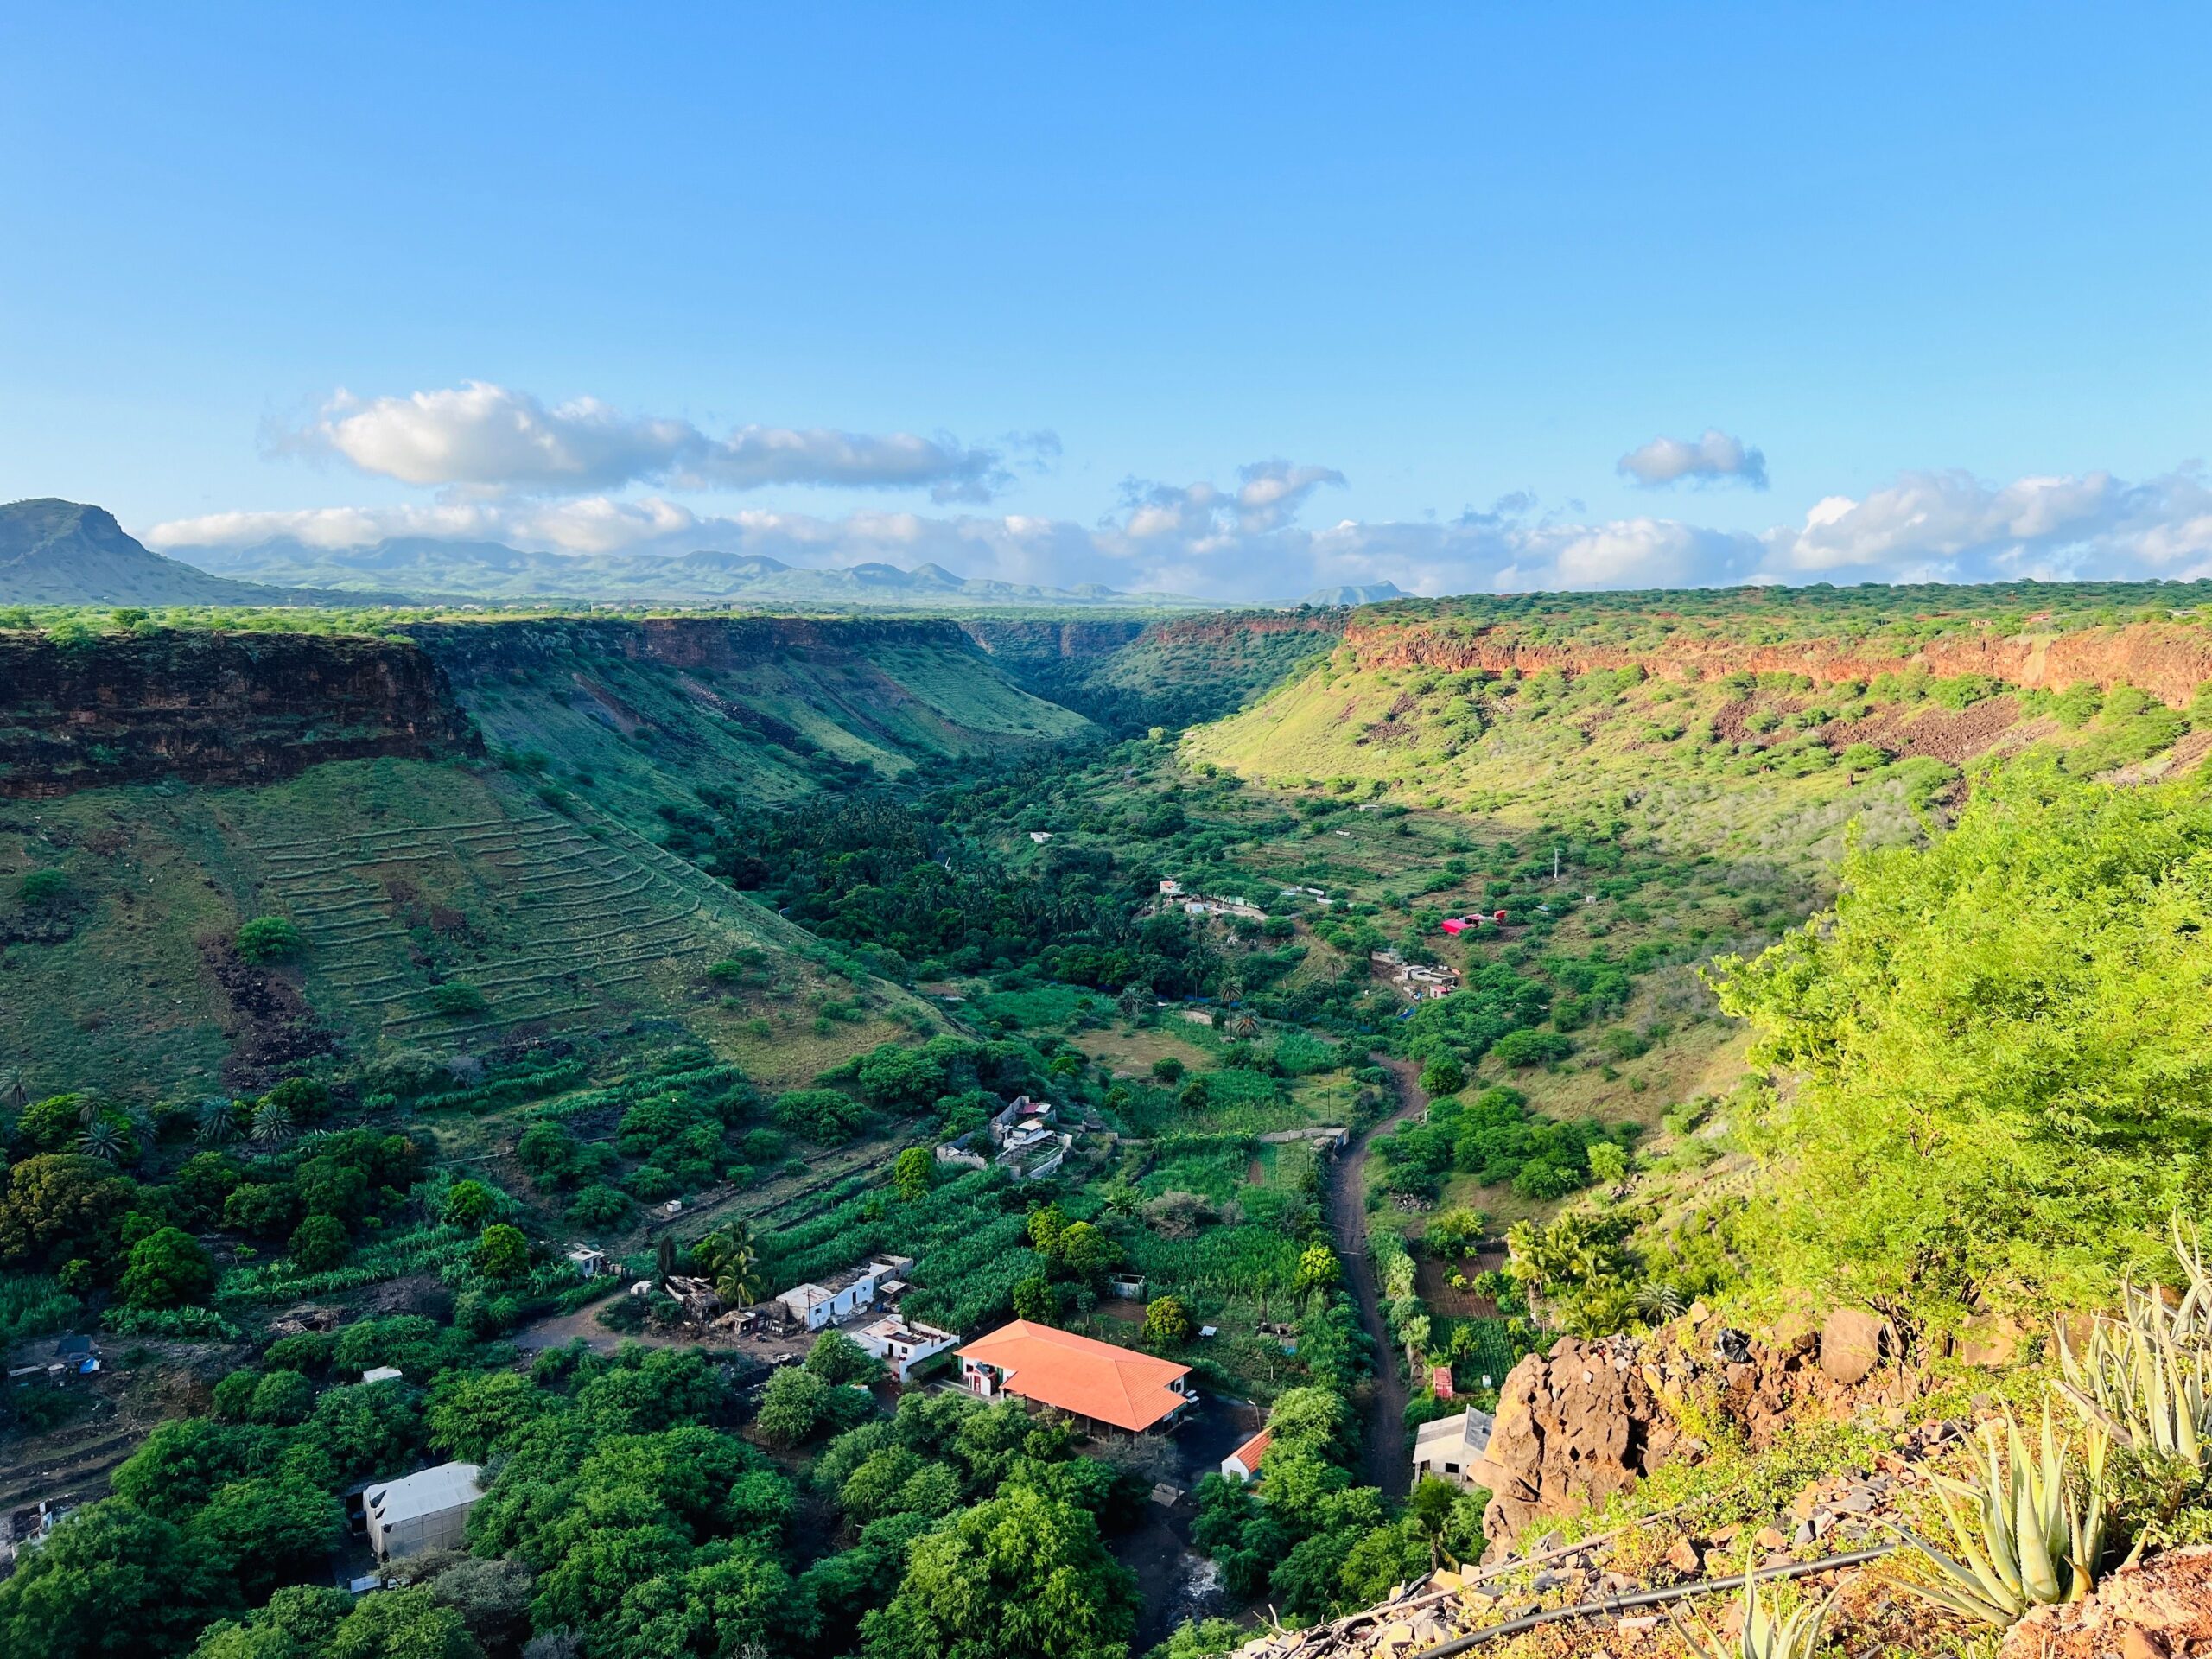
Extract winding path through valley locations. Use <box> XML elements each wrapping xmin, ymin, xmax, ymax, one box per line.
<box><xmin>1324</xmin><ymin>1053</ymin><xmax>1427</xmax><ymax>1497</ymax></box>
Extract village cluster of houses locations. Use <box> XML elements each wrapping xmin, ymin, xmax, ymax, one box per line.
<box><xmin>1154</xmin><ymin>878</ymin><xmax>1268</xmax><ymax>921</ymax></box>
<box><xmin>1370</xmin><ymin>948</ymin><xmax>1462</xmax><ymax>1000</ymax></box>
<box><xmin>935</xmin><ymin>1094</ymin><xmax>1074</xmax><ymax>1182</ymax></box>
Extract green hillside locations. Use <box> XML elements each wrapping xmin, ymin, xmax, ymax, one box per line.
<box><xmin>0</xmin><ymin>758</ymin><xmax>928</xmax><ymax>1102</ymax></box>
<box><xmin>407</xmin><ymin>616</ymin><xmax>1098</xmax><ymax>830</ymax></box>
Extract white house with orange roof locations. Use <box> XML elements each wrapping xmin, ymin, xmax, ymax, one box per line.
<box><xmin>955</xmin><ymin>1319</ymin><xmax>1195</xmax><ymax>1437</ymax></box>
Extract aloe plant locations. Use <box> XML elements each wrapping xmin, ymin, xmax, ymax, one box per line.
<box><xmin>1672</xmin><ymin>1554</ymin><xmax>1836</xmax><ymax>1659</ymax></box>
<box><xmin>1889</xmin><ymin>1407</ymin><xmax>2108</xmax><ymax>1626</ymax></box>
<box><xmin>2056</xmin><ymin>1217</ymin><xmax>2212</xmax><ymax>1470</ymax></box>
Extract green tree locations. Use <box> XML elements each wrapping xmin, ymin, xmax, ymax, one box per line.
<box><xmin>1418</xmin><ymin>1056</ymin><xmax>1465</xmax><ymax>1098</ymax></box>
<box><xmin>1294</xmin><ymin>1243</ymin><xmax>1340</xmax><ymax>1297</ymax></box>
<box><xmin>233</xmin><ymin>918</ymin><xmax>305</xmax><ymax>965</ymax></box>
<box><xmin>806</xmin><ymin>1330</ymin><xmax>885</xmax><ymax>1386</ymax></box>
<box><xmin>251</xmin><ymin>1370</ymin><xmax>315</xmax><ymax>1427</ymax></box>
<box><xmin>426</xmin><ymin>1370</ymin><xmax>549</xmax><ymax>1462</ymax></box>
<box><xmin>1142</xmin><ymin>1295</ymin><xmax>1193</xmax><ymax>1346</ymax></box>
<box><xmin>754</xmin><ymin>1367</ymin><xmax>833</xmax><ymax>1448</ymax></box>
<box><xmin>892</xmin><ymin>1147</ymin><xmax>934</xmax><ymax>1203</ymax></box>
<box><xmin>473</xmin><ymin>1224</ymin><xmax>529</xmax><ymax>1281</ymax></box>
<box><xmin>0</xmin><ymin>1154</ymin><xmax>137</xmax><ymax>1271</ymax></box>
<box><xmin>442</xmin><ymin>1180</ymin><xmax>497</xmax><ymax>1230</ymax></box>
<box><xmin>0</xmin><ymin>1501</ymin><xmax>222</xmax><ymax>1657</ymax></box>
<box><xmin>188</xmin><ymin>1476</ymin><xmax>346</xmax><ymax>1602</ymax></box>
<box><xmin>120</xmin><ymin>1226</ymin><xmax>215</xmax><ymax>1309</ymax></box>
<box><xmin>1011</xmin><ymin>1275</ymin><xmax>1056</xmax><ymax>1322</ymax></box>
<box><xmin>1715</xmin><ymin>761</ymin><xmax>2212</xmax><ymax>1313</ymax></box>
<box><xmin>1052</xmin><ymin>1221</ymin><xmax>1118</xmax><ymax>1283</ymax></box>
<box><xmin>288</xmin><ymin>1213</ymin><xmax>349</xmax><ymax>1272</ymax></box>
<box><xmin>16</xmin><ymin>1091</ymin><xmax>89</xmax><ymax>1153</ymax></box>
<box><xmin>860</xmin><ymin>1484</ymin><xmax>1138</xmax><ymax>1659</ymax></box>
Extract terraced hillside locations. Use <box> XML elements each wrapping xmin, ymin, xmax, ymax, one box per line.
<box><xmin>0</xmin><ymin>757</ymin><xmax>928</xmax><ymax>1101</ymax></box>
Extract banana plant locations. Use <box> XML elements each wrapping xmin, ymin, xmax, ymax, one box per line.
<box><xmin>1672</xmin><ymin>1554</ymin><xmax>1837</xmax><ymax>1659</ymax></box>
<box><xmin>1888</xmin><ymin>1407</ymin><xmax>2108</xmax><ymax>1626</ymax></box>
<box><xmin>2056</xmin><ymin>1216</ymin><xmax>2212</xmax><ymax>1470</ymax></box>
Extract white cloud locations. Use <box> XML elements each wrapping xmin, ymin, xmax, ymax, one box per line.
<box><xmin>273</xmin><ymin>382</ymin><xmax>1019</xmax><ymax>503</ymax></box>
<box><xmin>1618</xmin><ymin>428</ymin><xmax>1769</xmax><ymax>490</ymax></box>
<box><xmin>146</xmin><ymin>459</ymin><xmax>2212</xmax><ymax>602</ymax></box>
<box><xmin>1762</xmin><ymin>467</ymin><xmax>2212</xmax><ymax>580</ymax></box>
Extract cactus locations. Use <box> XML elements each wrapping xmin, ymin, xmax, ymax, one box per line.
<box><xmin>1887</xmin><ymin>1407</ymin><xmax>2108</xmax><ymax>1626</ymax></box>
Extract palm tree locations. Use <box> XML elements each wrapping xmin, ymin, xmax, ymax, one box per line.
<box><xmin>197</xmin><ymin>1097</ymin><xmax>241</xmax><ymax>1146</ymax></box>
<box><xmin>251</xmin><ymin>1101</ymin><xmax>295</xmax><ymax>1148</ymax></box>
<box><xmin>78</xmin><ymin>1119</ymin><xmax>126</xmax><ymax>1163</ymax></box>
<box><xmin>694</xmin><ymin>1222</ymin><xmax>766</xmax><ymax>1306</ymax></box>
<box><xmin>1230</xmin><ymin>1010</ymin><xmax>1260</xmax><ymax>1040</ymax></box>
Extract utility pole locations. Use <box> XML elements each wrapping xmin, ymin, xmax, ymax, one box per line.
<box><xmin>1552</xmin><ymin>844</ymin><xmax>1560</xmax><ymax>882</ymax></box>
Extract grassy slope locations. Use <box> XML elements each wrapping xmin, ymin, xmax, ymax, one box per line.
<box><xmin>0</xmin><ymin>757</ymin><xmax>931</xmax><ymax>1101</ymax></box>
<box><xmin>440</xmin><ymin>627</ymin><xmax>1096</xmax><ymax>830</ymax></box>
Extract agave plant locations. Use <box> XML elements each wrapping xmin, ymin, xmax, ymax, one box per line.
<box><xmin>1888</xmin><ymin>1407</ymin><xmax>2108</xmax><ymax>1626</ymax></box>
<box><xmin>2056</xmin><ymin>1217</ymin><xmax>2212</xmax><ymax>1471</ymax></box>
<box><xmin>1672</xmin><ymin>1554</ymin><xmax>1836</xmax><ymax>1659</ymax></box>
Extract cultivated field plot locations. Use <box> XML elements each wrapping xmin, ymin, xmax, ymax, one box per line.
<box><xmin>225</xmin><ymin>761</ymin><xmax>780</xmax><ymax>1052</ymax></box>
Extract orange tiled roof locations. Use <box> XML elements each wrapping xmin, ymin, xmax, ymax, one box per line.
<box><xmin>957</xmin><ymin>1319</ymin><xmax>1192</xmax><ymax>1432</ymax></box>
<box><xmin>1226</xmin><ymin>1427</ymin><xmax>1273</xmax><ymax>1473</ymax></box>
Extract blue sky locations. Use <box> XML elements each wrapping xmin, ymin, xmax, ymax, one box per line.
<box><xmin>4</xmin><ymin>3</ymin><xmax>2209</xmax><ymax>599</ymax></box>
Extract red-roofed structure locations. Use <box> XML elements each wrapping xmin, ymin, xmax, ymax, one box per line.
<box><xmin>1221</xmin><ymin>1427</ymin><xmax>1273</xmax><ymax>1481</ymax></box>
<box><xmin>956</xmin><ymin>1320</ymin><xmax>1195</xmax><ymax>1435</ymax></box>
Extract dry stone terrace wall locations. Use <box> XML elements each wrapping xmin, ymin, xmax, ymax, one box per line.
<box><xmin>245</xmin><ymin>799</ymin><xmax>733</xmax><ymax>1046</ymax></box>
<box><xmin>1344</xmin><ymin>618</ymin><xmax>2212</xmax><ymax>707</ymax></box>
<box><xmin>0</xmin><ymin>629</ymin><xmax>476</xmax><ymax>797</ymax></box>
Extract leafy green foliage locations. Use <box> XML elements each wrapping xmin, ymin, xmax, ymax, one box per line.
<box><xmin>1718</xmin><ymin>762</ymin><xmax>2212</xmax><ymax>1313</ymax></box>
<box><xmin>232</xmin><ymin>918</ymin><xmax>304</xmax><ymax>965</ymax></box>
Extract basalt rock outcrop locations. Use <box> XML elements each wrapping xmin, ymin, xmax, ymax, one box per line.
<box><xmin>1468</xmin><ymin>1337</ymin><xmax>1683</xmax><ymax>1543</ymax></box>
<box><xmin>0</xmin><ymin>630</ymin><xmax>477</xmax><ymax>797</ymax></box>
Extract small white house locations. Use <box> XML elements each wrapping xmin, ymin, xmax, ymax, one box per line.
<box><xmin>359</xmin><ymin>1366</ymin><xmax>404</xmax><ymax>1386</ymax></box>
<box><xmin>1413</xmin><ymin>1407</ymin><xmax>1497</xmax><ymax>1489</ymax></box>
<box><xmin>1221</xmin><ymin>1427</ymin><xmax>1272</xmax><ymax>1482</ymax></box>
<box><xmin>775</xmin><ymin>1255</ymin><xmax>915</xmax><ymax>1332</ymax></box>
<box><xmin>364</xmin><ymin>1462</ymin><xmax>485</xmax><ymax>1561</ymax></box>
<box><xmin>566</xmin><ymin>1244</ymin><xmax>608</xmax><ymax>1278</ymax></box>
<box><xmin>850</xmin><ymin>1313</ymin><xmax>960</xmax><ymax>1382</ymax></box>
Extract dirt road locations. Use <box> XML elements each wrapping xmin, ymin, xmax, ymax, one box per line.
<box><xmin>1324</xmin><ymin>1054</ymin><xmax>1426</xmax><ymax>1497</ymax></box>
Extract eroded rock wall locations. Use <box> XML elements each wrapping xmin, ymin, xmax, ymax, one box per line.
<box><xmin>0</xmin><ymin>630</ymin><xmax>477</xmax><ymax>796</ymax></box>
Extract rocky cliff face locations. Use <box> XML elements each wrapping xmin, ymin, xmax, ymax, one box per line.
<box><xmin>0</xmin><ymin>630</ymin><xmax>477</xmax><ymax>796</ymax></box>
<box><xmin>1344</xmin><ymin>619</ymin><xmax>2212</xmax><ymax>707</ymax></box>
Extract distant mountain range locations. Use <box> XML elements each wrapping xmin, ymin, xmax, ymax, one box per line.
<box><xmin>1297</xmin><ymin>581</ymin><xmax>1405</xmax><ymax>606</ymax></box>
<box><xmin>0</xmin><ymin>499</ymin><xmax>321</xmax><ymax>606</ymax></box>
<box><xmin>171</xmin><ymin>534</ymin><xmax>1213</xmax><ymax>609</ymax></box>
<box><xmin>3</xmin><ymin>498</ymin><xmax>1410</xmax><ymax>613</ymax></box>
